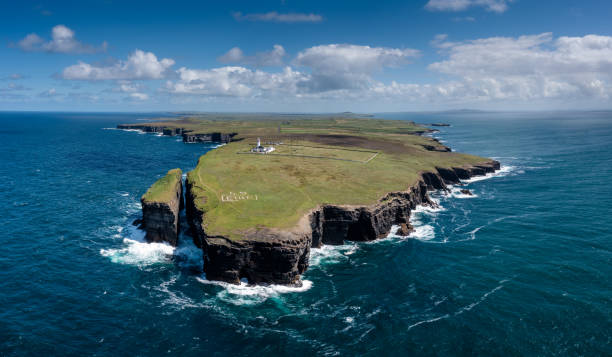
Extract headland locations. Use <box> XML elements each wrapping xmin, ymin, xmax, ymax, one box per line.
<box><xmin>119</xmin><ymin>114</ymin><xmax>500</xmax><ymax>285</ymax></box>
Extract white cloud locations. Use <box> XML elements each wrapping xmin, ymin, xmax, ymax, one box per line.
<box><xmin>166</xmin><ymin>66</ymin><xmax>307</xmax><ymax>97</ymax></box>
<box><xmin>425</xmin><ymin>0</ymin><xmax>513</xmax><ymax>13</ymax></box>
<box><xmin>295</xmin><ymin>44</ymin><xmax>419</xmax><ymax>74</ymax></box>
<box><xmin>17</xmin><ymin>25</ymin><xmax>107</xmax><ymax>54</ymax></box>
<box><xmin>39</xmin><ymin>88</ymin><xmax>58</xmax><ymax>97</ymax></box>
<box><xmin>218</xmin><ymin>44</ymin><xmax>286</xmax><ymax>66</ymax></box>
<box><xmin>427</xmin><ymin>33</ymin><xmax>612</xmax><ymax>100</ymax></box>
<box><xmin>130</xmin><ymin>92</ymin><xmax>149</xmax><ymax>100</ymax></box>
<box><xmin>54</xmin><ymin>35</ymin><xmax>612</xmax><ymax>108</ymax></box>
<box><xmin>294</xmin><ymin>44</ymin><xmax>420</xmax><ymax>92</ymax></box>
<box><xmin>166</xmin><ymin>44</ymin><xmax>421</xmax><ymax>97</ymax></box>
<box><xmin>114</xmin><ymin>81</ymin><xmax>143</xmax><ymax>93</ymax></box>
<box><xmin>232</xmin><ymin>11</ymin><xmax>323</xmax><ymax>23</ymax></box>
<box><xmin>62</xmin><ymin>50</ymin><xmax>175</xmax><ymax>80</ymax></box>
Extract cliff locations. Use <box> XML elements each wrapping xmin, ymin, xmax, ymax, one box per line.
<box><xmin>124</xmin><ymin>114</ymin><xmax>501</xmax><ymax>286</ymax></box>
<box><xmin>185</xmin><ymin>160</ymin><xmax>500</xmax><ymax>285</ymax></box>
<box><xmin>116</xmin><ymin>124</ymin><xmax>235</xmax><ymax>143</ymax></box>
<box><xmin>141</xmin><ymin>168</ymin><xmax>183</xmax><ymax>246</ymax></box>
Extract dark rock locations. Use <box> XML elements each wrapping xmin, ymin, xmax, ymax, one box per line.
<box><xmin>184</xmin><ymin>161</ymin><xmax>501</xmax><ymax>285</ymax></box>
<box><xmin>460</xmin><ymin>189</ymin><xmax>473</xmax><ymax>196</ymax></box>
<box><xmin>396</xmin><ymin>223</ymin><xmax>414</xmax><ymax>236</ymax></box>
<box><xmin>132</xmin><ymin>218</ymin><xmax>143</xmax><ymax>227</ymax></box>
<box><xmin>185</xmin><ymin>175</ymin><xmax>311</xmax><ymax>285</ymax></box>
<box><xmin>421</xmin><ymin>171</ymin><xmax>446</xmax><ymax>190</ymax></box>
<box><xmin>182</xmin><ymin>132</ymin><xmax>236</xmax><ymax>143</ymax></box>
<box><xmin>436</xmin><ymin>167</ymin><xmax>461</xmax><ymax>184</ymax></box>
<box><xmin>141</xmin><ymin>169</ymin><xmax>183</xmax><ymax>246</ymax></box>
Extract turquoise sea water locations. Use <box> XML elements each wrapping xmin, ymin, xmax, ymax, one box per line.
<box><xmin>0</xmin><ymin>111</ymin><xmax>610</xmax><ymax>356</ymax></box>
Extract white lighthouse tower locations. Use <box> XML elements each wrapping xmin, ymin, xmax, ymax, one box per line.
<box><xmin>251</xmin><ymin>137</ymin><xmax>275</xmax><ymax>153</ymax></box>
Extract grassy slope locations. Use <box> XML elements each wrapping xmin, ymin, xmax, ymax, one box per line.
<box><xmin>172</xmin><ymin>115</ymin><xmax>489</xmax><ymax>240</ymax></box>
<box><xmin>142</xmin><ymin>168</ymin><xmax>182</xmax><ymax>203</ymax></box>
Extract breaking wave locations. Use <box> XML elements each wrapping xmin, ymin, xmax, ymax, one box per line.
<box><xmin>310</xmin><ymin>243</ymin><xmax>359</xmax><ymax>266</ymax></box>
<box><xmin>196</xmin><ymin>276</ymin><xmax>313</xmax><ymax>305</ymax></box>
<box><xmin>461</xmin><ymin>165</ymin><xmax>515</xmax><ymax>183</ymax></box>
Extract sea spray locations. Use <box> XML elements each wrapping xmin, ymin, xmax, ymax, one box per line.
<box><xmin>196</xmin><ymin>276</ymin><xmax>313</xmax><ymax>305</ymax></box>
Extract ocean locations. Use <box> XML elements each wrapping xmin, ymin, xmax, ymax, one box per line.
<box><xmin>0</xmin><ymin>111</ymin><xmax>610</xmax><ymax>356</ymax></box>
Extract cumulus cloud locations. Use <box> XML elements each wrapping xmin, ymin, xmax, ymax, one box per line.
<box><xmin>232</xmin><ymin>11</ymin><xmax>323</xmax><ymax>23</ymax></box>
<box><xmin>62</xmin><ymin>50</ymin><xmax>175</xmax><ymax>80</ymax></box>
<box><xmin>17</xmin><ymin>25</ymin><xmax>107</xmax><ymax>54</ymax></box>
<box><xmin>165</xmin><ymin>44</ymin><xmax>421</xmax><ymax>97</ymax></box>
<box><xmin>218</xmin><ymin>45</ymin><xmax>286</xmax><ymax>66</ymax></box>
<box><xmin>295</xmin><ymin>44</ymin><xmax>419</xmax><ymax>73</ymax></box>
<box><xmin>54</xmin><ymin>35</ymin><xmax>612</xmax><ymax>107</ymax></box>
<box><xmin>425</xmin><ymin>0</ymin><xmax>513</xmax><ymax>13</ymax></box>
<box><xmin>166</xmin><ymin>66</ymin><xmax>307</xmax><ymax>97</ymax></box>
<box><xmin>130</xmin><ymin>92</ymin><xmax>149</xmax><ymax>100</ymax></box>
<box><xmin>427</xmin><ymin>33</ymin><xmax>612</xmax><ymax>100</ymax></box>
<box><xmin>294</xmin><ymin>44</ymin><xmax>420</xmax><ymax>92</ymax></box>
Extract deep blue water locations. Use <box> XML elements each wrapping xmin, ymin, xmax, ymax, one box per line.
<box><xmin>0</xmin><ymin>111</ymin><xmax>610</xmax><ymax>356</ymax></box>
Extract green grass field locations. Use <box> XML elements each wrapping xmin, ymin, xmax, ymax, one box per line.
<box><xmin>166</xmin><ymin>115</ymin><xmax>491</xmax><ymax>240</ymax></box>
<box><xmin>142</xmin><ymin>168</ymin><xmax>182</xmax><ymax>203</ymax></box>
<box><xmin>240</xmin><ymin>144</ymin><xmax>378</xmax><ymax>163</ymax></box>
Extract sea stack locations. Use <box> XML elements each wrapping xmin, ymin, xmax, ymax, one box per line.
<box><xmin>141</xmin><ymin>168</ymin><xmax>183</xmax><ymax>246</ymax></box>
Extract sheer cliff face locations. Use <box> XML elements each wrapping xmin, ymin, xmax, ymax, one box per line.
<box><xmin>141</xmin><ymin>169</ymin><xmax>183</xmax><ymax>246</ymax></box>
<box><xmin>184</xmin><ymin>161</ymin><xmax>500</xmax><ymax>286</ymax></box>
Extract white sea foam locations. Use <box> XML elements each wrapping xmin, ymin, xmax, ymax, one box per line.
<box><xmin>461</xmin><ymin>165</ymin><xmax>514</xmax><ymax>183</ymax></box>
<box><xmin>409</xmin><ymin>223</ymin><xmax>436</xmax><ymax>241</ymax></box>
<box><xmin>310</xmin><ymin>244</ymin><xmax>358</xmax><ymax>266</ymax></box>
<box><xmin>196</xmin><ymin>276</ymin><xmax>313</xmax><ymax>305</ymax></box>
<box><xmin>100</xmin><ymin>224</ymin><xmax>175</xmax><ymax>266</ymax></box>
<box><xmin>115</xmin><ymin>128</ymin><xmax>144</xmax><ymax>133</ymax></box>
<box><xmin>100</xmin><ymin>238</ymin><xmax>175</xmax><ymax>266</ymax></box>
<box><xmin>448</xmin><ymin>186</ymin><xmax>478</xmax><ymax>199</ymax></box>
<box><xmin>407</xmin><ymin>281</ymin><xmax>506</xmax><ymax>330</ymax></box>
<box><xmin>173</xmin><ymin>241</ymin><xmax>204</xmax><ymax>270</ymax></box>
<box><xmin>407</xmin><ymin>313</ymin><xmax>451</xmax><ymax>330</ymax></box>
<box><xmin>413</xmin><ymin>202</ymin><xmax>444</xmax><ymax>214</ymax></box>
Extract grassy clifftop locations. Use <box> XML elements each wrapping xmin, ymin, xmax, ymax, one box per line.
<box><xmin>170</xmin><ymin>114</ymin><xmax>491</xmax><ymax>240</ymax></box>
<box><xmin>124</xmin><ymin>113</ymin><xmax>430</xmax><ymax>139</ymax></box>
<box><xmin>142</xmin><ymin>168</ymin><xmax>183</xmax><ymax>203</ymax></box>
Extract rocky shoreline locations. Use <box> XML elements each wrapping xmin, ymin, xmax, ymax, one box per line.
<box><xmin>183</xmin><ymin>160</ymin><xmax>500</xmax><ymax>286</ymax></box>
<box><xmin>116</xmin><ymin>124</ymin><xmax>236</xmax><ymax>143</ymax></box>
<box><xmin>124</xmin><ymin>122</ymin><xmax>500</xmax><ymax>286</ymax></box>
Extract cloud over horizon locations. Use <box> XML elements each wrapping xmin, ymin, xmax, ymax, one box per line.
<box><xmin>425</xmin><ymin>0</ymin><xmax>513</xmax><ymax>13</ymax></box>
<box><xmin>232</xmin><ymin>11</ymin><xmax>323</xmax><ymax>23</ymax></box>
<box><xmin>55</xmin><ymin>34</ymin><xmax>612</xmax><ymax>108</ymax></box>
<box><xmin>428</xmin><ymin>33</ymin><xmax>612</xmax><ymax>101</ymax></box>
<box><xmin>62</xmin><ymin>50</ymin><xmax>175</xmax><ymax>80</ymax></box>
<box><xmin>16</xmin><ymin>25</ymin><xmax>107</xmax><ymax>54</ymax></box>
<box><xmin>218</xmin><ymin>45</ymin><xmax>286</xmax><ymax>67</ymax></box>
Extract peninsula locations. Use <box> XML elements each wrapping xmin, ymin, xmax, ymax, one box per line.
<box><xmin>121</xmin><ymin>114</ymin><xmax>499</xmax><ymax>286</ymax></box>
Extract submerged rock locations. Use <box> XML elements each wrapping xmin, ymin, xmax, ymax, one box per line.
<box><xmin>460</xmin><ymin>189</ymin><xmax>473</xmax><ymax>196</ymax></box>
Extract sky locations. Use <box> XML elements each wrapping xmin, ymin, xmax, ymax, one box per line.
<box><xmin>1</xmin><ymin>0</ymin><xmax>611</xmax><ymax>112</ymax></box>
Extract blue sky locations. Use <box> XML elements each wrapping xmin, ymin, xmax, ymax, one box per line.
<box><xmin>1</xmin><ymin>0</ymin><xmax>611</xmax><ymax>112</ymax></box>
